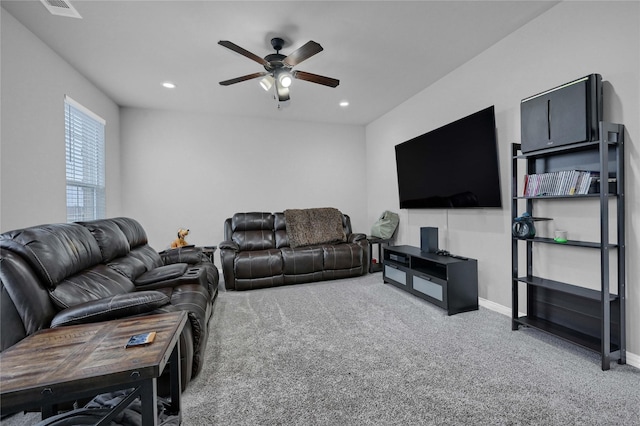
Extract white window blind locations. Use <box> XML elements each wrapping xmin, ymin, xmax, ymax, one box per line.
<box><xmin>65</xmin><ymin>96</ymin><xmax>106</xmax><ymax>222</ymax></box>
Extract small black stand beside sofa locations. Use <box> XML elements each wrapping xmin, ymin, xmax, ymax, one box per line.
<box><xmin>0</xmin><ymin>217</ymin><xmax>218</xmax><ymax>396</ymax></box>
<box><xmin>220</xmin><ymin>209</ymin><xmax>369</xmax><ymax>291</ymax></box>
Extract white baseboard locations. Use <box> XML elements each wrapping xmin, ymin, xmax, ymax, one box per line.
<box><xmin>479</xmin><ymin>297</ymin><xmax>516</xmax><ymax>317</ymax></box>
<box><xmin>478</xmin><ymin>297</ymin><xmax>639</xmax><ymax>370</ymax></box>
<box><xmin>625</xmin><ymin>351</ymin><xmax>640</xmax><ymax>369</ymax></box>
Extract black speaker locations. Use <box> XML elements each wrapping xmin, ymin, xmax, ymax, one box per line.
<box><xmin>520</xmin><ymin>74</ymin><xmax>602</xmax><ymax>153</ymax></box>
<box><xmin>420</xmin><ymin>227</ymin><xmax>438</xmax><ymax>253</ymax></box>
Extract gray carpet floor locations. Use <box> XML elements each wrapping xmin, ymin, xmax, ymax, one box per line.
<box><xmin>181</xmin><ymin>274</ymin><xmax>639</xmax><ymax>425</ymax></box>
<box><xmin>3</xmin><ymin>274</ymin><xmax>638</xmax><ymax>425</ymax></box>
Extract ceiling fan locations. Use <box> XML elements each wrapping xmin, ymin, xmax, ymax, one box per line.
<box><xmin>218</xmin><ymin>37</ymin><xmax>340</xmax><ymax>103</ymax></box>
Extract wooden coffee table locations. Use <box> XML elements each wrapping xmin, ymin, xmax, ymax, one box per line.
<box><xmin>0</xmin><ymin>311</ymin><xmax>187</xmax><ymax>425</ymax></box>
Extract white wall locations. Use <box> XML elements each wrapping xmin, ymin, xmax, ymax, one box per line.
<box><xmin>366</xmin><ymin>1</ymin><xmax>639</xmax><ymax>359</ymax></box>
<box><xmin>120</xmin><ymin>108</ymin><xmax>367</xmax><ymax>253</ymax></box>
<box><xmin>0</xmin><ymin>9</ymin><xmax>121</xmax><ymax>230</ymax></box>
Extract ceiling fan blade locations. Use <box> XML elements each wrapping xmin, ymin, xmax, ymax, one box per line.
<box><xmin>283</xmin><ymin>41</ymin><xmax>323</xmax><ymax>67</ymax></box>
<box><xmin>218</xmin><ymin>40</ymin><xmax>269</xmax><ymax>67</ymax></box>
<box><xmin>293</xmin><ymin>70</ymin><xmax>340</xmax><ymax>88</ymax></box>
<box><xmin>219</xmin><ymin>72</ymin><xmax>268</xmax><ymax>86</ymax></box>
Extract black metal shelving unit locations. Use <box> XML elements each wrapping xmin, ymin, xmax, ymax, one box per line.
<box><xmin>511</xmin><ymin>122</ymin><xmax>626</xmax><ymax>370</ymax></box>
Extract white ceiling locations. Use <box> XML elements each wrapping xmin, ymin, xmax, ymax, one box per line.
<box><xmin>2</xmin><ymin>0</ymin><xmax>559</xmax><ymax>125</ymax></box>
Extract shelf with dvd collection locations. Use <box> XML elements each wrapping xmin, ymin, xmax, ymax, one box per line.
<box><xmin>521</xmin><ymin>169</ymin><xmax>607</xmax><ymax>197</ymax></box>
<box><xmin>511</xmin><ymin>121</ymin><xmax>626</xmax><ymax>370</ymax></box>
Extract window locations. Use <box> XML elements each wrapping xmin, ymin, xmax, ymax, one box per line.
<box><xmin>65</xmin><ymin>96</ymin><xmax>106</xmax><ymax>222</ymax></box>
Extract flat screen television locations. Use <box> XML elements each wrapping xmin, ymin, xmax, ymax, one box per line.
<box><xmin>395</xmin><ymin>105</ymin><xmax>502</xmax><ymax>209</ymax></box>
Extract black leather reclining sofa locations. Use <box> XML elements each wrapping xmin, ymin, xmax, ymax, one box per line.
<box><xmin>220</xmin><ymin>210</ymin><xmax>369</xmax><ymax>291</ymax></box>
<box><xmin>0</xmin><ymin>217</ymin><xmax>218</xmax><ymax>396</ymax></box>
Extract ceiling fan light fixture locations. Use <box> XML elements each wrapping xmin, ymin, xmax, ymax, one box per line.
<box><xmin>218</xmin><ymin>38</ymin><xmax>339</xmax><ymax>105</ymax></box>
<box><xmin>259</xmin><ymin>75</ymin><xmax>274</xmax><ymax>91</ymax></box>
<box><xmin>278</xmin><ymin>71</ymin><xmax>293</xmax><ymax>88</ymax></box>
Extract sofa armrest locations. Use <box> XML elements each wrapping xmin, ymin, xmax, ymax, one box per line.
<box><xmin>50</xmin><ymin>291</ymin><xmax>170</xmax><ymax>328</ymax></box>
<box><xmin>134</xmin><ymin>263</ymin><xmax>188</xmax><ymax>287</ymax></box>
<box><xmin>219</xmin><ymin>240</ymin><xmax>239</xmax><ymax>251</ymax></box>
<box><xmin>134</xmin><ymin>265</ymin><xmax>208</xmax><ymax>293</ymax></box>
<box><xmin>349</xmin><ymin>233</ymin><xmax>369</xmax><ymax>274</ymax></box>
<box><xmin>219</xmin><ymin>241</ymin><xmax>239</xmax><ymax>291</ymax></box>
<box><xmin>348</xmin><ymin>233</ymin><xmax>367</xmax><ymax>243</ymax></box>
<box><xmin>159</xmin><ymin>246</ymin><xmax>205</xmax><ymax>265</ymax></box>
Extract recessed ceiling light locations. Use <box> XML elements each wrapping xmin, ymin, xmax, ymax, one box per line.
<box><xmin>339</xmin><ymin>100</ymin><xmax>349</xmax><ymax>107</ymax></box>
<box><xmin>162</xmin><ymin>82</ymin><xmax>176</xmax><ymax>89</ymax></box>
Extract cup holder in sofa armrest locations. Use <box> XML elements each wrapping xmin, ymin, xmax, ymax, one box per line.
<box><xmin>50</xmin><ymin>291</ymin><xmax>170</xmax><ymax>328</ymax></box>
<box><xmin>134</xmin><ymin>265</ymin><xmax>207</xmax><ymax>291</ymax></box>
<box><xmin>134</xmin><ymin>264</ymin><xmax>188</xmax><ymax>286</ymax></box>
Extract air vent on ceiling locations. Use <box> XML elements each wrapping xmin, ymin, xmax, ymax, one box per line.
<box><xmin>40</xmin><ymin>0</ymin><xmax>82</xmax><ymax>19</ymax></box>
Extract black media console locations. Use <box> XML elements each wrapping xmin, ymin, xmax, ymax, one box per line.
<box><xmin>382</xmin><ymin>245</ymin><xmax>478</xmax><ymax>315</ymax></box>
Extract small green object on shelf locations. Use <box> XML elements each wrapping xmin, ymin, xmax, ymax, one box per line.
<box><xmin>554</xmin><ymin>230</ymin><xmax>568</xmax><ymax>243</ymax></box>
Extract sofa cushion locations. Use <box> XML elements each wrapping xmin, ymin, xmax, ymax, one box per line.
<box><xmin>322</xmin><ymin>243</ymin><xmax>363</xmax><ymax>270</ymax></box>
<box><xmin>274</xmin><ymin>213</ymin><xmax>289</xmax><ymax>248</ymax></box>
<box><xmin>234</xmin><ymin>249</ymin><xmax>283</xmax><ymax>279</ymax></box>
<box><xmin>281</xmin><ymin>246</ymin><xmax>324</xmax><ymax>274</ymax></box>
<box><xmin>231</xmin><ymin>213</ymin><xmax>275</xmax><ymax>251</ymax></box>
<box><xmin>0</xmin><ymin>223</ymin><xmax>102</xmax><ymax>289</ymax></box>
<box><xmin>231</xmin><ymin>212</ymin><xmax>274</xmax><ymax>232</ymax></box>
<box><xmin>49</xmin><ymin>264</ymin><xmax>136</xmax><ymax>309</ymax></box>
<box><xmin>50</xmin><ymin>291</ymin><xmax>170</xmax><ymax>328</ymax></box>
<box><xmin>0</xmin><ymin>249</ymin><xmax>57</xmax><ymax>350</ymax></box>
<box><xmin>107</xmin><ymin>256</ymin><xmax>147</xmax><ymax>281</ymax></box>
<box><xmin>77</xmin><ymin>219</ymin><xmax>130</xmax><ymax>262</ymax></box>
<box><xmin>128</xmin><ymin>245</ymin><xmax>164</xmax><ymax>270</ymax></box>
<box><xmin>233</xmin><ymin>230</ymin><xmax>275</xmax><ymax>251</ymax></box>
<box><xmin>110</xmin><ymin>217</ymin><xmax>149</xmax><ymax>248</ymax></box>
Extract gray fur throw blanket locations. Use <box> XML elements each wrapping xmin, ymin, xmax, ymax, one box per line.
<box><xmin>284</xmin><ymin>207</ymin><xmax>347</xmax><ymax>248</ymax></box>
